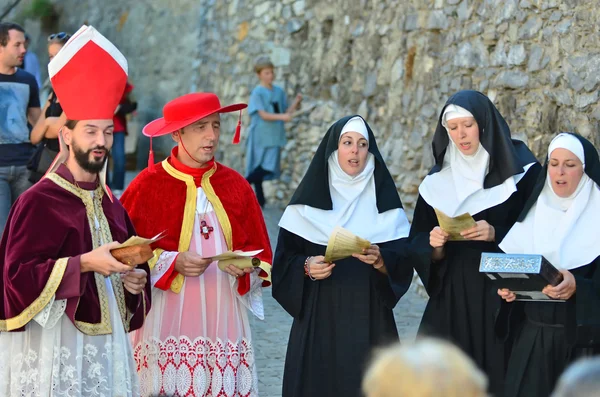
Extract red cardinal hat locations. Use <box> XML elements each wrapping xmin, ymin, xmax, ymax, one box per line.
<box><xmin>44</xmin><ymin>25</ymin><xmax>128</xmax><ymax>201</ymax></box>
<box><xmin>142</xmin><ymin>92</ymin><xmax>247</xmax><ymax>171</ymax></box>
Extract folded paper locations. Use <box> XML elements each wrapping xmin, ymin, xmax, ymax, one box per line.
<box><xmin>324</xmin><ymin>226</ymin><xmax>371</xmax><ymax>263</ymax></box>
<box><xmin>434</xmin><ymin>208</ymin><xmax>477</xmax><ymax>241</ymax></box>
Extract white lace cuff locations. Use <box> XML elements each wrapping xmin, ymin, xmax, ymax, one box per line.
<box><xmin>231</xmin><ymin>271</ymin><xmax>264</xmax><ymax>320</ymax></box>
<box><xmin>151</xmin><ymin>251</ymin><xmax>179</xmax><ymax>287</ymax></box>
<box><xmin>33</xmin><ymin>294</ymin><xmax>67</xmax><ymax>329</ymax></box>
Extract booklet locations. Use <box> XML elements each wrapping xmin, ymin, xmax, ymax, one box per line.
<box><xmin>110</xmin><ymin>230</ymin><xmax>167</xmax><ymax>267</ymax></box>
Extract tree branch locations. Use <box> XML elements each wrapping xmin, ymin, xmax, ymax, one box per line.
<box><xmin>0</xmin><ymin>0</ymin><xmax>23</xmax><ymax>22</ymax></box>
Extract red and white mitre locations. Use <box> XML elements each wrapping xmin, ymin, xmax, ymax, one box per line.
<box><xmin>44</xmin><ymin>25</ymin><xmax>128</xmax><ymax>201</ymax></box>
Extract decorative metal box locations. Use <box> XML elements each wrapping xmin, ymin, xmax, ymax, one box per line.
<box><xmin>479</xmin><ymin>253</ymin><xmax>564</xmax><ymax>301</ymax></box>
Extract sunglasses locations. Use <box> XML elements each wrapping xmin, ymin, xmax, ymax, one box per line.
<box><xmin>47</xmin><ymin>32</ymin><xmax>70</xmax><ymax>42</ymax></box>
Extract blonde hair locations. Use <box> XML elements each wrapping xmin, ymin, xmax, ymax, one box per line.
<box><xmin>362</xmin><ymin>338</ymin><xmax>488</xmax><ymax>397</ymax></box>
<box><xmin>254</xmin><ymin>56</ymin><xmax>274</xmax><ymax>74</ymax></box>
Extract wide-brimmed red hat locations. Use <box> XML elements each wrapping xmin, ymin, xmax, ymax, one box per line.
<box><xmin>143</xmin><ymin>92</ymin><xmax>246</xmax><ymax>137</ymax></box>
<box><xmin>143</xmin><ymin>92</ymin><xmax>247</xmax><ymax>171</ymax></box>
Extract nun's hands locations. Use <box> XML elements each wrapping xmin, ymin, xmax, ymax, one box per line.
<box><xmin>497</xmin><ymin>288</ymin><xmax>517</xmax><ymax>302</ymax></box>
<box><xmin>543</xmin><ymin>270</ymin><xmax>576</xmax><ymax>300</ymax></box>
<box><xmin>353</xmin><ymin>245</ymin><xmax>384</xmax><ymax>269</ymax></box>
<box><xmin>430</xmin><ymin>227</ymin><xmax>449</xmax><ymax>261</ymax></box>
<box><xmin>306</xmin><ymin>255</ymin><xmax>335</xmax><ymax>280</ymax></box>
<box><xmin>430</xmin><ymin>227</ymin><xmax>449</xmax><ymax>248</ymax></box>
<box><xmin>461</xmin><ymin>220</ymin><xmax>495</xmax><ymax>242</ymax></box>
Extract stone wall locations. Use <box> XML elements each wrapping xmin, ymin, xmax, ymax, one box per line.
<box><xmin>11</xmin><ymin>0</ymin><xmax>600</xmax><ymax>216</ymax></box>
<box><xmin>199</xmin><ymin>0</ymin><xmax>600</xmax><ymax>216</ymax></box>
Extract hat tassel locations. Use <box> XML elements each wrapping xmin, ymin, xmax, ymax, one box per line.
<box><xmin>148</xmin><ymin>137</ymin><xmax>155</xmax><ymax>173</ymax></box>
<box><xmin>232</xmin><ymin>110</ymin><xmax>242</xmax><ymax>144</ymax></box>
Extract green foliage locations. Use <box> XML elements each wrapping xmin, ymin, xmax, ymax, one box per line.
<box><xmin>22</xmin><ymin>0</ymin><xmax>55</xmax><ymax>20</ymax></box>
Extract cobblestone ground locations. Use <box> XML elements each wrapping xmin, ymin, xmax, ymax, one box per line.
<box><xmin>124</xmin><ymin>172</ymin><xmax>428</xmax><ymax>397</ymax></box>
<box><xmin>251</xmin><ymin>205</ymin><xmax>428</xmax><ymax>397</ymax></box>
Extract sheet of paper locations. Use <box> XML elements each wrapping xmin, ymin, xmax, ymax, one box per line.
<box><xmin>207</xmin><ymin>249</ymin><xmax>264</xmax><ymax>261</ymax></box>
<box><xmin>434</xmin><ymin>209</ymin><xmax>477</xmax><ymax>241</ymax></box>
<box><xmin>114</xmin><ymin>230</ymin><xmax>167</xmax><ymax>249</ymax></box>
<box><xmin>324</xmin><ymin>226</ymin><xmax>371</xmax><ymax>263</ymax></box>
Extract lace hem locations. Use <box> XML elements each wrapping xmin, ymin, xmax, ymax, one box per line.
<box><xmin>33</xmin><ymin>295</ymin><xmax>67</xmax><ymax>329</ymax></box>
<box><xmin>0</xmin><ymin>329</ymin><xmax>137</xmax><ymax>396</ymax></box>
<box><xmin>134</xmin><ymin>336</ymin><xmax>258</xmax><ymax>397</ymax></box>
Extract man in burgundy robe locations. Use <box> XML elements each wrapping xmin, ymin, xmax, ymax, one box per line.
<box><xmin>0</xmin><ymin>25</ymin><xmax>151</xmax><ymax>397</ymax></box>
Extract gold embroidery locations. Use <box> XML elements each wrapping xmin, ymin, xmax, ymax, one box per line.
<box><xmin>0</xmin><ymin>258</ymin><xmax>69</xmax><ymax>331</ymax></box>
<box><xmin>148</xmin><ymin>248</ymin><xmax>165</xmax><ymax>270</ymax></box>
<box><xmin>161</xmin><ymin>160</ymin><xmax>198</xmax><ymax>294</ymax></box>
<box><xmin>171</xmin><ymin>275</ymin><xmax>184</xmax><ymax>293</ymax></box>
<box><xmin>160</xmin><ymin>161</ymin><xmax>247</xmax><ymax>293</ymax></box>
<box><xmin>93</xmin><ymin>192</ymin><xmax>129</xmax><ymax>332</ymax></box>
<box><xmin>46</xmin><ymin>172</ymin><xmax>130</xmax><ymax>336</ymax></box>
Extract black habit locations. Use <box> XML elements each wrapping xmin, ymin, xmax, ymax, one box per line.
<box><xmin>272</xmin><ymin>115</ymin><xmax>414</xmax><ymax>397</ymax></box>
<box><xmin>497</xmin><ymin>133</ymin><xmax>600</xmax><ymax>397</ymax></box>
<box><xmin>410</xmin><ymin>90</ymin><xmax>542</xmax><ymax>396</ymax></box>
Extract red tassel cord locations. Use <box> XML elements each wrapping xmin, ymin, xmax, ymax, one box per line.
<box><xmin>148</xmin><ymin>137</ymin><xmax>155</xmax><ymax>173</ymax></box>
<box><xmin>232</xmin><ymin>109</ymin><xmax>242</xmax><ymax>144</ymax></box>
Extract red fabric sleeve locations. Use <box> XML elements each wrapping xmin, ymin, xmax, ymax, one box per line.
<box><xmin>154</xmin><ymin>254</ymin><xmax>180</xmax><ymax>291</ymax></box>
<box><xmin>237</xmin><ymin>273</ymin><xmax>251</xmax><ymax>295</ymax></box>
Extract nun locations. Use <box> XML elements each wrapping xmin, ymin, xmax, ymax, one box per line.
<box><xmin>497</xmin><ymin>133</ymin><xmax>600</xmax><ymax>397</ymax></box>
<box><xmin>409</xmin><ymin>90</ymin><xmax>542</xmax><ymax>395</ymax></box>
<box><xmin>272</xmin><ymin>115</ymin><xmax>414</xmax><ymax>397</ymax></box>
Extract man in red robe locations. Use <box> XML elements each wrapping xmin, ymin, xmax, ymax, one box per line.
<box><xmin>121</xmin><ymin>92</ymin><xmax>272</xmax><ymax>397</ymax></box>
<box><xmin>0</xmin><ymin>25</ymin><xmax>151</xmax><ymax>396</ymax></box>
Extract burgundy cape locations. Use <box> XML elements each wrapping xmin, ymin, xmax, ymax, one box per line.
<box><xmin>0</xmin><ymin>165</ymin><xmax>151</xmax><ymax>333</ymax></box>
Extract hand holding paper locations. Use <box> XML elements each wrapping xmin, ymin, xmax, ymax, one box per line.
<box><xmin>460</xmin><ymin>220</ymin><xmax>496</xmax><ymax>242</ymax></box>
<box><xmin>324</xmin><ymin>226</ymin><xmax>371</xmax><ymax>263</ymax></box>
<box><xmin>433</xmin><ymin>209</ymin><xmax>476</xmax><ymax>241</ymax></box>
<box><xmin>208</xmin><ymin>249</ymin><xmax>263</xmax><ymax>271</ymax></box>
<box><xmin>110</xmin><ymin>230</ymin><xmax>166</xmax><ymax>267</ymax></box>
<box><xmin>205</xmin><ymin>249</ymin><xmax>271</xmax><ymax>282</ymax></box>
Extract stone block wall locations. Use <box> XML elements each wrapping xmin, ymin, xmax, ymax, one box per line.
<box><xmin>196</xmin><ymin>0</ymin><xmax>600</xmax><ymax>215</ymax></box>
<box><xmin>14</xmin><ymin>0</ymin><xmax>600</xmax><ymax>216</ymax></box>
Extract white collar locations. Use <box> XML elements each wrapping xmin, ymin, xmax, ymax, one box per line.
<box><xmin>500</xmin><ymin>137</ymin><xmax>600</xmax><ymax>270</ymax></box>
<box><xmin>419</xmin><ymin>138</ymin><xmax>533</xmax><ymax>216</ymax></box>
<box><xmin>279</xmin><ymin>151</ymin><xmax>410</xmax><ymax>245</ymax></box>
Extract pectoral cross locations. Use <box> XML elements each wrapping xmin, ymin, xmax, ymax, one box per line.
<box><xmin>200</xmin><ymin>220</ymin><xmax>214</xmax><ymax>240</ymax></box>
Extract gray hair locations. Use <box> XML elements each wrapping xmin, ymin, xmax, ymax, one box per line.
<box><xmin>551</xmin><ymin>357</ymin><xmax>600</xmax><ymax>397</ymax></box>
